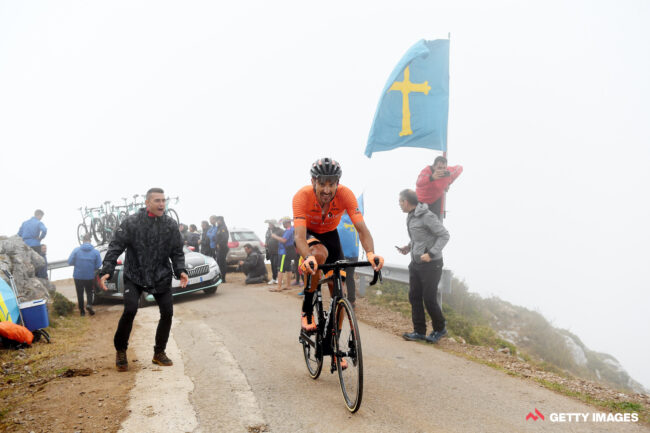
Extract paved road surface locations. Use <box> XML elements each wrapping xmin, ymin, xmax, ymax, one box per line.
<box><xmin>59</xmin><ymin>279</ymin><xmax>649</xmax><ymax>433</ymax></box>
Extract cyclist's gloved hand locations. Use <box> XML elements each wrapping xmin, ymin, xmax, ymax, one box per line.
<box><xmin>366</xmin><ymin>252</ymin><xmax>384</xmax><ymax>271</ymax></box>
<box><xmin>301</xmin><ymin>255</ymin><xmax>318</xmax><ymax>275</ymax></box>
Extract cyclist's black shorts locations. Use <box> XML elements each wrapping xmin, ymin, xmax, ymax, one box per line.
<box><xmin>306</xmin><ymin>229</ymin><xmax>344</xmax><ymax>264</ymax></box>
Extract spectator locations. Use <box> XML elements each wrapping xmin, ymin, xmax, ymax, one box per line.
<box><xmin>270</xmin><ymin>218</ymin><xmax>296</xmax><ymax>292</ymax></box>
<box><xmin>18</xmin><ymin>209</ymin><xmax>47</xmax><ymax>253</ymax></box>
<box><xmin>179</xmin><ymin>223</ymin><xmax>189</xmax><ymax>245</ymax></box>
<box><xmin>415</xmin><ymin>156</ymin><xmax>463</xmax><ymax>218</ymax></box>
<box><xmin>207</xmin><ymin>215</ymin><xmax>219</xmax><ymax>259</ymax></box>
<box><xmin>215</xmin><ymin>216</ymin><xmax>229</xmax><ymax>283</ymax></box>
<box><xmin>187</xmin><ymin>224</ymin><xmax>201</xmax><ymax>251</ymax></box>
<box><xmin>68</xmin><ymin>233</ymin><xmax>102</xmax><ymax>316</ymax></box>
<box><xmin>99</xmin><ymin>187</ymin><xmax>188</xmax><ymax>372</ymax></box>
<box><xmin>264</xmin><ymin>219</ymin><xmax>283</xmax><ymax>285</ymax></box>
<box><xmin>18</xmin><ymin>210</ymin><xmax>48</xmax><ymax>278</ymax></box>
<box><xmin>396</xmin><ymin>189</ymin><xmax>450</xmax><ymax>344</ymax></box>
<box><xmin>239</xmin><ymin>243</ymin><xmax>268</xmax><ymax>284</ymax></box>
<box><xmin>200</xmin><ymin>220</ymin><xmax>211</xmax><ymax>256</ymax></box>
<box><xmin>36</xmin><ymin>244</ymin><xmax>49</xmax><ymax>280</ymax></box>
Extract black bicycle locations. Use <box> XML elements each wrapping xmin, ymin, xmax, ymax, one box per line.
<box><xmin>298</xmin><ymin>259</ymin><xmax>381</xmax><ymax>413</ymax></box>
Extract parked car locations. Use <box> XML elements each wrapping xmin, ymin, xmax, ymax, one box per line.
<box><xmin>95</xmin><ymin>246</ymin><xmax>222</xmax><ymax>306</ymax></box>
<box><xmin>226</xmin><ymin>228</ymin><xmax>265</xmax><ymax>267</ymax></box>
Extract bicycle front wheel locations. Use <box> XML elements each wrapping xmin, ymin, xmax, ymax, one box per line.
<box><xmin>300</xmin><ymin>290</ymin><xmax>323</xmax><ymax>379</ymax></box>
<box><xmin>334</xmin><ymin>297</ymin><xmax>363</xmax><ymax>413</ymax></box>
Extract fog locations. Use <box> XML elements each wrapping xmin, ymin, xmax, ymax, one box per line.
<box><xmin>1</xmin><ymin>0</ymin><xmax>649</xmax><ymax>389</ymax></box>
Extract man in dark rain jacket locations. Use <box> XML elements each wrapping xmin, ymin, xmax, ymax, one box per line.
<box><xmin>99</xmin><ymin>188</ymin><xmax>188</xmax><ymax>372</ymax></box>
<box><xmin>215</xmin><ymin>216</ymin><xmax>229</xmax><ymax>283</ymax></box>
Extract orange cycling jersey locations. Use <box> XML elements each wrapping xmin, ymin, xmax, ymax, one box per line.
<box><xmin>292</xmin><ymin>185</ymin><xmax>363</xmax><ymax>234</ymax></box>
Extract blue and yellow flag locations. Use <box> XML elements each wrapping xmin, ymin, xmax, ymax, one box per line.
<box><xmin>365</xmin><ymin>39</ymin><xmax>450</xmax><ymax>158</ymax></box>
<box><xmin>337</xmin><ymin>194</ymin><xmax>364</xmax><ymax>259</ymax></box>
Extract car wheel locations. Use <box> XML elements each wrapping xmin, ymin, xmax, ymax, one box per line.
<box><xmin>203</xmin><ymin>286</ymin><xmax>217</xmax><ymax>295</ymax></box>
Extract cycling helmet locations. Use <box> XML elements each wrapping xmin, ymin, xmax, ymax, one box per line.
<box><xmin>310</xmin><ymin>157</ymin><xmax>342</xmax><ymax>180</ymax></box>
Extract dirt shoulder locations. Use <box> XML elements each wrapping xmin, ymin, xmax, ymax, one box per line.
<box><xmin>1</xmin><ymin>281</ymin><xmax>135</xmax><ymax>433</ymax></box>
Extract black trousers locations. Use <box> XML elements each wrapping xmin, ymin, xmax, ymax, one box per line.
<box><xmin>216</xmin><ymin>248</ymin><xmax>228</xmax><ymax>282</ymax></box>
<box><xmin>113</xmin><ymin>278</ymin><xmax>173</xmax><ymax>353</ymax></box>
<box><xmin>269</xmin><ymin>253</ymin><xmax>279</xmax><ymax>280</ymax></box>
<box><xmin>408</xmin><ymin>259</ymin><xmax>445</xmax><ymax>335</ymax></box>
<box><xmin>426</xmin><ymin>200</ymin><xmax>442</xmax><ymax>219</ymax></box>
<box><xmin>73</xmin><ymin>278</ymin><xmax>94</xmax><ymax>312</ymax></box>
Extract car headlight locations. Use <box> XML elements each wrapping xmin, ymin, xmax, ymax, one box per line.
<box><xmin>208</xmin><ymin>258</ymin><xmax>218</xmax><ymax>268</ymax></box>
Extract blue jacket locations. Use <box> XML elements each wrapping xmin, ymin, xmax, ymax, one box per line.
<box><xmin>207</xmin><ymin>225</ymin><xmax>219</xmax><ymax>249</ymax></box>
<box><xmin>18</xmin><ymin>217</ymin><xmax>47</xmax><ymax>247</ymax></box>
<box><xmin>68</xmin><ymin>243</ymin><xmax>102</xmax><ymax>280</ymax></box>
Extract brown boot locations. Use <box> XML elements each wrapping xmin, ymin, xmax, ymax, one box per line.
<box><xmin>152</xmin><ymin>351</ymin><xmax>173</xmax><ymax>366</ymax></box>
<box><xmin>116</xmin><ymin>350</ymin><xmax>128</xmax><ymax>372</ymax></box>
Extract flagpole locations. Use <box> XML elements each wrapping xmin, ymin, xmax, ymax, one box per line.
<box><xmin>441</xmin><ymin>33</ymin><xmax>450</xmax><ymax>220</ymax></box>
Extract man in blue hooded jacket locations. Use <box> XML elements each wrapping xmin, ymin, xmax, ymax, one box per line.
<box><xmin>68</xmin><ymin>233</ymin><xmax>102</xmax><ymax>316</ymax></box>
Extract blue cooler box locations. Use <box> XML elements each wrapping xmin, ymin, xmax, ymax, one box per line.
<box><xmin>19</xmin><ymin>299</ymin><xmax>49</xmax><ymax>331</ymax></box>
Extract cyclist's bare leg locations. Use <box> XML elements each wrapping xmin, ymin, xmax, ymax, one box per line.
<box><xmin>302</xmin><ymin>243</ymin><xmax>328</xmax><ymax>316</ymax></box>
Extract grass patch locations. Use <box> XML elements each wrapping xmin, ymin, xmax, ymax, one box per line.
<box><xmin>534</xmin><ymin>379</ymin><xmax>648</xmax><ymax>423</ymax></box>
<box><xmin>368</xmin><ymin>280</ymin><xmax>516</xmax><ymax>353</ymax></box>
<box><xmin>0</xmin><ymin>310</ymin><xmax>88</xmax><ymax>430</ymax></box>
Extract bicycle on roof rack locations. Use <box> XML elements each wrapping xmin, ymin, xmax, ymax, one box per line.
<box><xmin>165</xmin><ymin>196</ymin><xmax>179</xmax><ymax>224</ymax></box>
<box><xmin>298</xmin><ymin>258</ymin><xmax>382</xmax><ymax>413</ymax></box>
<box><xmin>76</xmin><ymin>206</ymin><xmax>105</xmax><ymax>246</ymax></box>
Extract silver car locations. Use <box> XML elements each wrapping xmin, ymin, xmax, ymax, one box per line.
<box><xmin>226</xmin><ymin>228</ymin><xmax>265</xmax><ymax>266</ymax></box>
<box><xmin>96</xmin><ymin>246</ymin><xmax>222</xmax><ymax>306</ymax></box>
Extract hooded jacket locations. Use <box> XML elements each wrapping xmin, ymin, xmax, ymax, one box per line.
<box><xmin>100</xmin><ymin>209</ymin><xmax>186</xmax><ymax>292</ymax></box>
<box><xmin>407</xmin><ymin>203</ymin><xmax>450</xmax><ymax>264</ymax></box>
<box><xmin>68</xmin><ymin>243</ymin><xmax>102</xmax><ymax>280</ymax></box>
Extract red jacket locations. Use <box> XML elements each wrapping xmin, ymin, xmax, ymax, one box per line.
<box><xmin>415</xmin><ymin>165</ymin><xmax>463</xmax><ymax>204</ymax></box>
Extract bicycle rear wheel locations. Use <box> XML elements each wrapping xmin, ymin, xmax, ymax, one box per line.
<box><xmin>300</xmin><ymin>289</ymin><xmax>323</xmax><ymax>379</ymax></box>
<box><xmin>334</xmin><ymin>297</ymin><xmax>363</xmax><ymax>413</ymax></box>
<box><xmin>77</xmin><ymin>224</ymin><xmax>88</xmax><ymax>245</ymax></box>
<box><xmin>91</xmin><ymin>219</ymin><xmax>105</xmax><ymax>245</ymax></box>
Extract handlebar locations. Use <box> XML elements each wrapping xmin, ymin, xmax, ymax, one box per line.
<box><xmin>312</xmin><ymin>259</ymin><xmax>382</xmax><ymax>286</ymax></box>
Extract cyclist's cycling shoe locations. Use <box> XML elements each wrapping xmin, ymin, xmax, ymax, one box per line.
<box><xmin>301</xmin><ymin>313</ymin><xmax>317</xmax><ymax>332</ymax></box>
<box><xmin>333</xmin><ymin>356</ymin><xmax>348</xmax><ymax>370</ymax></box>
<box><xmin>402</xmin><ymin>331</ymin><xmax>426</xmax><ymax>342</ymax></box>
<box><xmin>425</xmin><ymin>328</ymin><xmax>448</xmax><ymax>344</ymax></box>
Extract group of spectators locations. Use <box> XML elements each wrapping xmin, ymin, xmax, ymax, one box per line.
<box><xmin>179</xmin><ymin>215</ymin><xmax>229</xmax><ymax>283</ymax></box>
<box><xmin>397</xmin><ymin>155</ymin><xmax>462</xmax><ymax>343</ymax></box>
<box><xmin>264</xmin><ymin>217</ymin><xmax>300</xmax><ymax>292</ymax></box>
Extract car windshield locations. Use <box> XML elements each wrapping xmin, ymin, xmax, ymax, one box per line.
<box><xmin>232</xmin><ymin>231</ymin><xmax>259</xmax><ymax>242</ymax></box>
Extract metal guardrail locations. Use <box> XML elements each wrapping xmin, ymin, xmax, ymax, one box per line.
<box><xmin>47</xmin><ymin>259</ymin><xmax>71</xmax><ymax>279</ymax></box>
<box><xmin>357</xmin><ymin>263</ymin><xmax>452</xmax><ymax>306</ymax></box>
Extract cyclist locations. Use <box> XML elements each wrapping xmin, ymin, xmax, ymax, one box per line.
<box><xmin>293</xmin><ymin>158</ymin><xmax>384</xmax><ymax>341</ymax></box>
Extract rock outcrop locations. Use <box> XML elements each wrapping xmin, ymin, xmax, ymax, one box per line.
<box><xmin>0</xmin><ymin>235</ymin><xmax>55</xmax><ymax>301</ymax></box>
